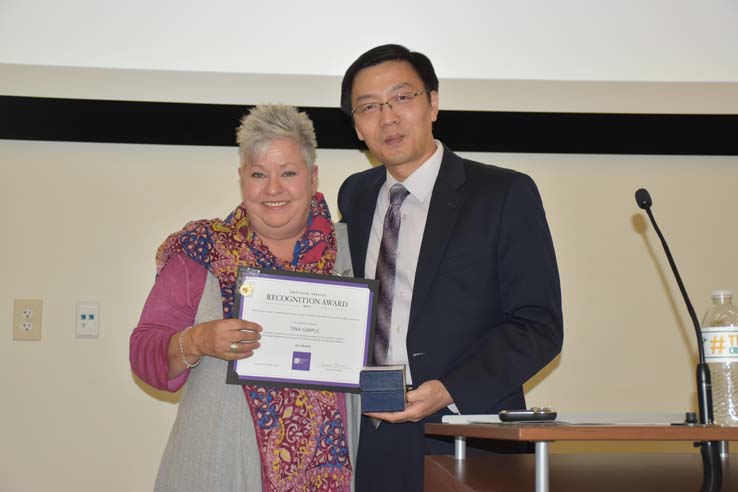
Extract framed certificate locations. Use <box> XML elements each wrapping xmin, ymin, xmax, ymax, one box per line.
<box><xmin>226</xmin><ymin>267</ymin><xmax>378</xmax><ymax>392</ymax></box>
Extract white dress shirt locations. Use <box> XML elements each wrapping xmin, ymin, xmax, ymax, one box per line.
<box><xmin>365</xmin><ymin>141</ymin><xmax>443</xmax><ymax>385</ymax></box>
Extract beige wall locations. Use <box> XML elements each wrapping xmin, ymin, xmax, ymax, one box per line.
<box><xmin>2</xmin><ymin>66</ymin><xmax>738</xmax><ymax>491</ymax></box>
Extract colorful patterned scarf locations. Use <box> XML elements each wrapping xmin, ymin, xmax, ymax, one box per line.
<box><xmin>157</xmin><ymin>192</ymin><xmax>352</xmax><ymax>492</ymax></box>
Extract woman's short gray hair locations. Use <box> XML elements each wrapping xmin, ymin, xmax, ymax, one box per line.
<box><xmin>236</xmin><ymin>104</ymin><xmax>317</xmax><ymax>171</ymax></box>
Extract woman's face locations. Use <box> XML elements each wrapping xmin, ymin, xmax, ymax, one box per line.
<box><xmin>239</xmin><ymin>138</ymin><xmax>318</xmax><ymax>244</ymax></box>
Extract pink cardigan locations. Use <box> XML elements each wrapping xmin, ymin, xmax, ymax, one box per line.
<box><xmin>129</xmin><ymin>253</ymin><xmax>209</xmax><ymax>392</ymax></box>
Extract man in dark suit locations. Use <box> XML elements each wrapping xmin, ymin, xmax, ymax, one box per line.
<box><xmin>338</xmin><ymin>44</ymin><xmax>563</xmax><ymax>492</ymax></box>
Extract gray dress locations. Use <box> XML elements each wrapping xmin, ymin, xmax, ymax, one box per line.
<box><xmin>154</xmin><ymin>223</ymin><xmax>360</xmax><ymax>492</ymax></box>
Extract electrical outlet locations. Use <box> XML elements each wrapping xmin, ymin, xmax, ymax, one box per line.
<box><xmin>13</xmin><ymin>299</ymin><xmax>43</xmax><ymax>341</ymax></box>
<box><xmin>76</xmin><ymin>302</ymin><xmax>100</xmax><ymax>338</ymax></box>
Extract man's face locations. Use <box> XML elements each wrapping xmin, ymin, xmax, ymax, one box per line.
<box><xmin>351</xmin><ymin>60</ymin><xmax>439</xmax><ymax>180</ymax></box>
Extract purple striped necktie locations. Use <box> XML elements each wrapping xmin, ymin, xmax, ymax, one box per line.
<box><xmin>374</xmin><ymin>183</ymin><xmax>410</xmax><ymax>366</ymax></box>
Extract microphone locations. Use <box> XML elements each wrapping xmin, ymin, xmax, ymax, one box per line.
<box><xmin>635</xmin><ymin>187</ymin><xmax>721</xmax><ymax>492</ymax></box>
<box><xmin>634</xmin><ymin>188</ymin><xmax>652</xmax><ymax>209</ymax></box>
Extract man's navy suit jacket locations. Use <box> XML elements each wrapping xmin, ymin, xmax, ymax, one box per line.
<box><xmin>338</xmin><ymin>146</ymin><xmax>563</xmax><ymax>415</ymax></box>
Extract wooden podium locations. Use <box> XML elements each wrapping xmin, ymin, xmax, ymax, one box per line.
<box><xmin>425</xmin><ymin>422</ymin><xmax>738</xmax><ymax>492</ymax></box>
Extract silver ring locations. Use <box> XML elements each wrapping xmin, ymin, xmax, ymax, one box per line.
<box><xmin>230</xmin><ymin>342</ymin><xmax>239</xmax><ymax>353</ymax></box>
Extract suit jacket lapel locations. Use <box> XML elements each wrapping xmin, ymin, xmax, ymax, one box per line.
<box><xmin>348</xmin><ymin>170</ymin><xmax>385</xmax><ymax>278</ymax></box>
<box><xmin>409</xmin><ymin>147</ymin><xmax>467</xmax><ymax>326</ymax></box>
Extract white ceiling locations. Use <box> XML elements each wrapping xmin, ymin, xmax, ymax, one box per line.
<box><xmin>1</xmin><ymin>0</ymin><xmax>737</xmax><ymax>82</ymax></box>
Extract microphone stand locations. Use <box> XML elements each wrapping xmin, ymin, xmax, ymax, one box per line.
<box><xmin>636</xmin><ymin>189</ymin><xmax>722</xmax><ymax>492</ymax></box>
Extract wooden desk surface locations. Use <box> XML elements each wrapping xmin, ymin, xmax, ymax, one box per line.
<box><xmin>425</xmin><ymin>422</ymin><xmax>738</xmax><ymax>442</ymax></box>
<box><xmin>425</xmin><ymin>453</ymin><xmax>738</xmax><ymax>492</ymax></box>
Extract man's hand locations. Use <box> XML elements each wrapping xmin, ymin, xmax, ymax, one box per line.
<box><xmin>365</xmin><ymin>379</ymin><xmax>453</xmax><ymax>423</ymax></box>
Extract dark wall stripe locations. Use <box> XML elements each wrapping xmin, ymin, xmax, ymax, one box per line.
<box><xmin>1</xmin><ymin>95</ymin><xmax>737</xmax><ymax>155</ymax></box>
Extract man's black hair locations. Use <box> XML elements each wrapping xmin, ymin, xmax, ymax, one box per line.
<box><xmin>340</xmin><ymin>44</ymin><xmax>439</xmax><ymax>117</ymax></box>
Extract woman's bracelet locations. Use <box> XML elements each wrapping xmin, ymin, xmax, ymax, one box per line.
<box><xmin>179</xmin><ymin>326</ymin><xmax>201</xmax><ymax>369</ymax></box>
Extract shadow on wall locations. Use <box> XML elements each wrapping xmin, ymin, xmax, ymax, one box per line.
<box><xmin>132</xmin><ymin>373</ymin><xmax>183</xmax><ymax>404</ymax></box>
<box><xmin>524</xmin><ymin>211</ymin><xmax>701</xmax><ymax>402</ymax></box>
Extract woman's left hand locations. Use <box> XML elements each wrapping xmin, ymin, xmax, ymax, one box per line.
<box><xmin>168</xmin><ymin>318</ymin><xmax>262</xmax><ymax>378</ymax></box>
<box><xmin>187</xmin><ymin>318</ymin><xmax>262</xmax><ymax>361</ymax></box>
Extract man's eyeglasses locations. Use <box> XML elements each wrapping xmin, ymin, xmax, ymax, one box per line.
<box><xmin>351</xmin><ymin>90</ymin><xmax>427</xmax><ymax>117</ymax></box>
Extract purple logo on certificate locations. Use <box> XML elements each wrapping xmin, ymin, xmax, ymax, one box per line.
<box><xmin>292</xmin><ymin>351</ymin><xmax>311</xmax><ymax>371</ymax></box>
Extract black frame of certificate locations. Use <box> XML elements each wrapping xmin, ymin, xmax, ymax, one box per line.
<box><xmin>226</xmin><ymin>267</ymin><xmax>378</xmax><ymax>392</ymax></box>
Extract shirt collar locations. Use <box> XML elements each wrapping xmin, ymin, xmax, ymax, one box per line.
<box><xmin>385</xmin><ymin>140</ymin><xmax>443</xmax><ymax>204</ymax></box>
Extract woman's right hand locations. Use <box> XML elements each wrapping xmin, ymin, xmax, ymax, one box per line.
<box><xmin>186</xmin><ymin>318</ymin><xmax>262</xmax><ymax>361</ymax></box>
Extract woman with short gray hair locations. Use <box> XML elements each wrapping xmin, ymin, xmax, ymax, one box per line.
<box><xmin>131</xmin><ymin>104</ymin><xmax>359</xmax><ymax>492</ymax></box>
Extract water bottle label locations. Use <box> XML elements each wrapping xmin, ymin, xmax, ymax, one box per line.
<box><xmin>701</xmin><ymin>327</ymin><xmax>738</xmax><ymax>362</ymax></box>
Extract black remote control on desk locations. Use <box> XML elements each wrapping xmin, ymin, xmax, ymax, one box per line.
<box><xmin>499</xmin><ymin>407</ymin><xmax>557</xmax><ymax>422</ymax></box>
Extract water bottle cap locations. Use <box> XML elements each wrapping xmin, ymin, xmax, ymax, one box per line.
<box><xmin>711</xmin><ymin>289</ymin><xmax>733</xmax><ymax>299</ymax></box>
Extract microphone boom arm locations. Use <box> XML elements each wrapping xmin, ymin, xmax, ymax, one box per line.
<box><xmin>642</xmin><ymin>206</ymin><xmax>706</xmax><ymax>363</ymax></box>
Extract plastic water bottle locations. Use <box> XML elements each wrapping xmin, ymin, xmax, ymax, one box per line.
<box><xmin>701</xmin><ymin>289</ymin><xmax>738</xmax><ymax>426</ymax></box>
